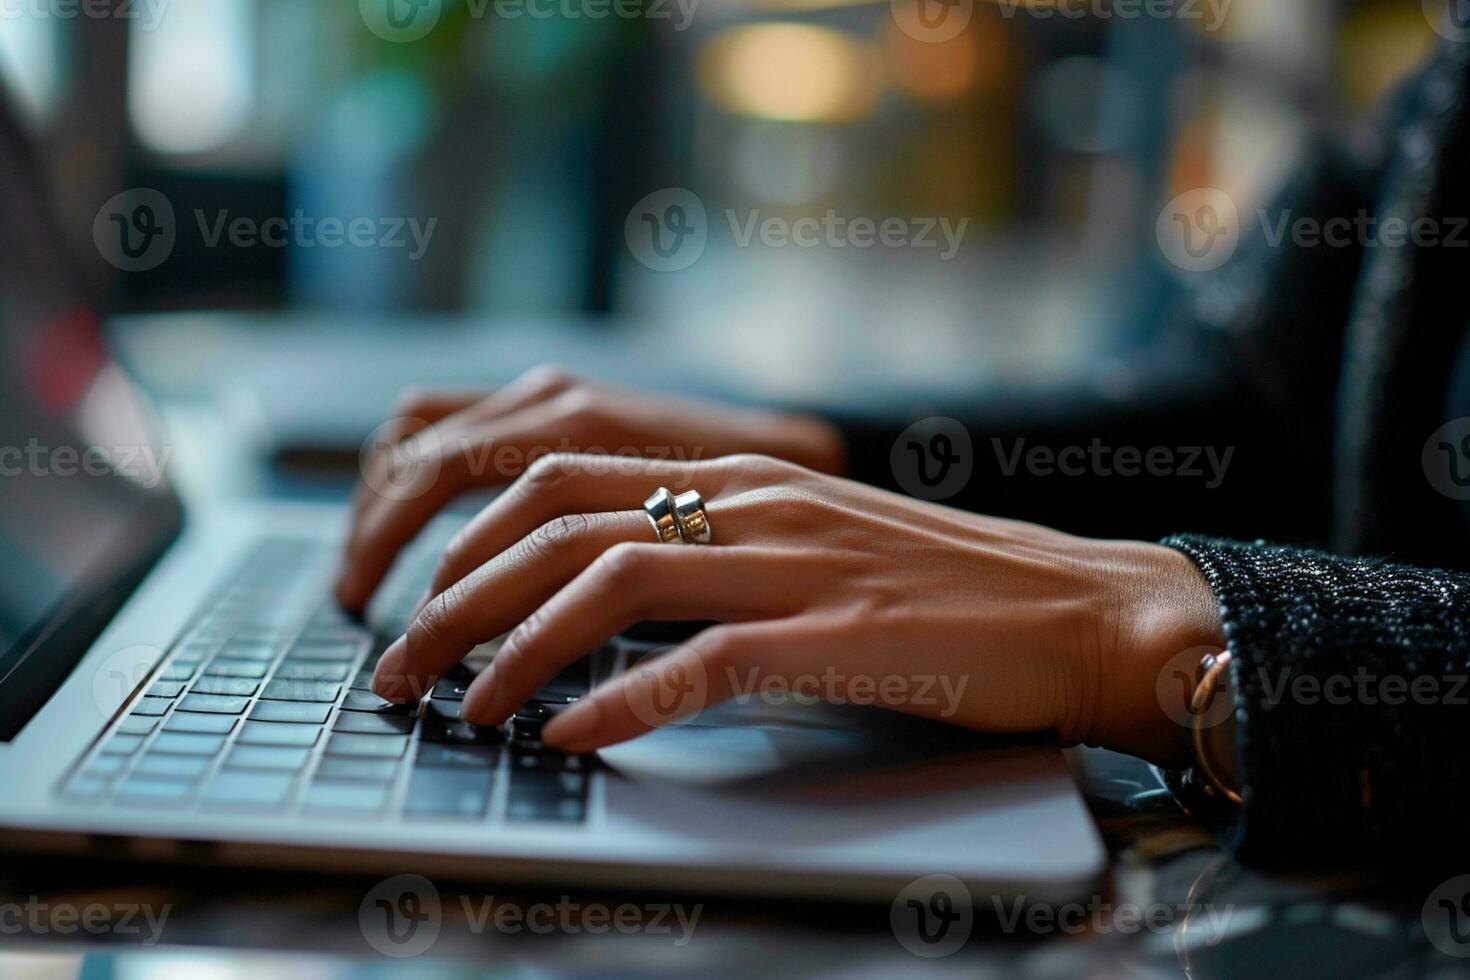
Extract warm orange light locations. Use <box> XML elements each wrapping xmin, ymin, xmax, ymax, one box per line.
<box><xmin>697</xmin><ymin>23</ymin><xmax>883</xmax><ymax>123</ymax></box>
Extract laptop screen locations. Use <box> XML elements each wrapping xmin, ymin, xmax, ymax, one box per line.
<box><xmin>0</xmin><ymin>92</ymin><xmax>182</xmax><ymax>739</ymax></box>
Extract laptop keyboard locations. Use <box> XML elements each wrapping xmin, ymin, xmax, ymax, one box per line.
<box><xmin>59</xmin><ymin>538</ymin><xmax>593</xmax><ymax>824</ymax></box>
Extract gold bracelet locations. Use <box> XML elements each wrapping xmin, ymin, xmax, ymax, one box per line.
<box><xmin>1189</xmin><ymin>649</ymin><xmax>1243</xmax><ymax>805</ymax></box>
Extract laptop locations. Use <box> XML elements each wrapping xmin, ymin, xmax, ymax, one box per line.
<box><xmin>0</xmin><ymin>98</ymin><xmax>1105</xmax><ymax>904</ymax></box>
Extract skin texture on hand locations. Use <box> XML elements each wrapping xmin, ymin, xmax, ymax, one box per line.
<box><xmin>342</xmin><ymin>430</ymin><xmax>1225</xmax><ymax>766</ymax></box>
<box><xmin>335</xmin><ymin>366</ymin><xmax>847</xmax><ymax>612</ymax></box>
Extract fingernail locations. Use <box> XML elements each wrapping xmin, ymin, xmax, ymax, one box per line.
<box><xmin>461</xmin><ymin>661</ymin><xmax>499</xmax><ymax>723</ymax></box>
<box><xmin>542</xmin><ymin>700</ymin><xmax>599</xmax><ymax>751</ymax></box>
<box><xmin>372</xmin><ymin>636</ymin><xmax>409</xmax><ymax>701</ymax></box>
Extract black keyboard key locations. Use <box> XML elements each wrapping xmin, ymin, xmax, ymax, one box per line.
<box><xmin>130</xmin><ymin>696</ymin><xmax>174</xmax><ymax>717</ymax></box>
<box><xmin>147</xmin><ymin>681</ymin><xmax>186</xmax><ymax>699</ymax></box>
<box><xmin>116</xmin><ymin>775</ymin><xmax>194</xmax><ymax>806</ymax></box>
<box><xmin>117</xmin><ymin>716</ymin><xmax>160</xmax><ymax>736</ymax></box>
<box><xmin>262</xmin><ymin>680</ymin><xmax>341</xmax><ymax>703</ymax></box>
<box><xmin>179</xmin><ymin>693</ymin><xmax>250</xmax><ymax>714</ymax></box>
<box><xmin>288</xmin><ymin>641</ymin><xmax>360</xmax><ymax>662</ymax></box>
<box><xmin>204</xmin><ymin>660</ymin><xmax>270</xmax><ymax>679</ymax></box>
<box><xmin>101</xmin><ymin>734</ymin><xmax>145</xmax><ymax>756</ymax></box>
<box><xmin>316</xmin><ymin>757</ymin><xmax>399</xmax><ymax>782</ymax></box>
<box><xmin>217</xmin><ymin>642</ymin><xmax>278</xmax><ymax>662</ymax></box>
<box><xmin>203</xmin><ymin>771</ymin><xmax>295</xmax><ymax>810</ymax></box>
<box><xmin>64</xmin><ymin>776</ymin><xmax>113</xmax><ymax>802</ymax></box>
<box><xmin>302</xmin><ymin>781</ymin><xmax>388</xmax><ymax>813</ymax></box>
<box><xmin>165</xmin><ymin>712</ymin><xmax>237</xmax><ymax>734</ymax></box>
<box><xmin>134</xmin><ymin>753</ymin><xmax>211</xmax><ymax>780</ymax></box>
<box><xmin>151</xmin><ymin>732</ymin><xmax>226</xmax><ymax>756</ymax></box>
<box><xmin>404</xmin><ymin>767</ymin><xmax>492</xmax><ymax>818</ymax></box>
<box><xmin>350</xmin><ymin>670</ymin><xmax>375</xmax><ymax>691</ymax></box>
<box><xmin>415</xmin><ymin>743</ymin><xmax>499</xmax><ymax>769</ymax></box>
<box><xmin>225</xmin><ymin>745</ymin><xmax>311</xmax><ymax>771</ymax></box>
<box><xmin>191</xmin><ymin>676</ymin><xmax>260</xmax><ymax>697</ymax></box>
<box><xmin>326</xmin><ymin>733</ymin><xmax>409</xmax><ymax>758</ymax></box>
<box><xmin>424</xmin><ymin>698</ymin><xmax>462</xmax><ymax>722</ymax></box>
<box><xmin>277</xmin><ymin>662</ymin><xmax>351</xmax><ymax>683</ymax></box>
<box><xmin>430</xmin><ymin>677</ymin><xmax>469</xmax><ymax>701</ymax></box>
<box><xmin>340</xmin><ymin>690</ymin><xmax>413</xmax><ymax>714</ymax></box>
<box><xmin>420</xmin><ymin>715</ymin><xmax>501</xmax><ymax>745</ymax></box>
<box><xmin>333</xmin><ymin>712</ymin><xmax>414</xmax><ymax>736</ymax></box>
<box><xmin>249</xmin><ymin>700</ymin><xmax>331</xmax><ymax>724</ymax></box>
<box><xmin>238</xmin><ymin>721</ymin><xmax>319</xmax><ymax>747</ymax></box>
<box><xmin>158</xmin><ymin>662</ymin><xmax>198</xmax><ymax>682</ymax></box>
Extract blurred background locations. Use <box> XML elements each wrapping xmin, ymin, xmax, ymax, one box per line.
<box><xmin>0</xmin><ymin>0</ymin><xmax>1442</xmax><ymax>410</ymax></box>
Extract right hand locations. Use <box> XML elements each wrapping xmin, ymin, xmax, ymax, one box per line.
<box><xmin>334</xmin><ymin>365</ymin><xmax>847</xmax><ymax>612</ymax></box>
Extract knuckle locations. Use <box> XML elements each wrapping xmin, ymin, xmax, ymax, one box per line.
<box><xmin>525</xmin><ymin>512</ymin><xmax>593</xmax><ymax>559</ymax></box>
<box><xmin>521</xmin><ymin>452</ymin><xmax>578</xmax><ymax>490</ymax></box>
<box><xmin>552</xmin><ymin>386</ymin><xmax>603</xmax><ymax>426</ymax></box>
<box><xmin>593</xmin><ymin>541</ymin><xmax>647</xmax><ymax>584</ymax></box>
<box><xmin>521</xmin><ymin>363</ymin><xmax>578</xmax><ymax>395</ymax></box>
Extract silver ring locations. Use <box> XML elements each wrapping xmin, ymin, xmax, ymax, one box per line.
<box><xmin>672</xmin><ymin>489</ymin><xmax>713</xmax><ymax>545</ymax></box>
<box><xmin>643</xmin><ymin>487</ymin><xmax>682</xmax><ymax>544</ymax></box>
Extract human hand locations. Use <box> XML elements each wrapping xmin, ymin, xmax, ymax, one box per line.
<box><xmin>367</xmin><ymin>453</ymin><xmax>1224</xmax><ymax>767</ymax></box>
<box><xmin>335</xmin><ymin>366</ymin><xmax>846</xmax><ymax>612</ymax></box>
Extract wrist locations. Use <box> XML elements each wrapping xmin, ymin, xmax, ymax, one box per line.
<box><xmin>1096</xmin><ymin>542</ymin><xmax>1227</xmax><ymax>768</ymax></box>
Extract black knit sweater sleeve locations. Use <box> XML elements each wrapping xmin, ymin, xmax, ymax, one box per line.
<box><xmin>1163</xmin><ymin>534</ymin><xmax>1470</xmax><ymax>867</ymax></box>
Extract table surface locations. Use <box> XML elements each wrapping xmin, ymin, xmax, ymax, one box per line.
<box><xmin>0</xmin><ymin>315</ymin><xmax>1457</xmax><ymax>978</ymax></box>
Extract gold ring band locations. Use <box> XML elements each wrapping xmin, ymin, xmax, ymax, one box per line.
<box><xmin>672</xmin><ymin>489</ymin><xmax>713</xmax><ymax>545</ymax></box>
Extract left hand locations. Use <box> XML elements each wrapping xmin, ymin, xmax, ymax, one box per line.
<box><xmin>369</xmin><ymin>453</ymin><xmax>1223</xmax><ymax>765</ymax></box>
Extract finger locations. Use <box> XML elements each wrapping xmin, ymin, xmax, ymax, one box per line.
<box><xmin>337</xmin><ymin>397</ymin><xmax>590</xmax><ymax>612</ymax></box>
<box><xmin>461</xmin><ymin>545</ymin><xmax>816</xmax><ymax>725</ymax></box>
<box><xmin>349</xmin><ymin>390</ymin><xmax>486</xmax><ymax>525</ymax></box>
<box><xmin>369</xmin><ymin>509</ymin><xmax>650</xmax><ymax>701</ymax></box>
<box><xmin>540</xmin><ymin>621</ymin><xmax>794</xmax><ymax>752</ymax></box>
<box><xmin>422</xmin><ymin>453</ymin><xmax>738</xmax><ymax>614</ymax></box>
